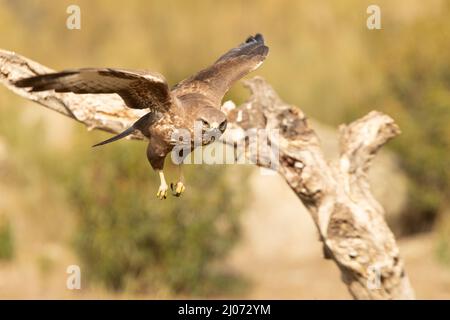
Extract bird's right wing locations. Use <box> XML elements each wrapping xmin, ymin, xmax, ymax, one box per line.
<box><xmin>15</xmin><ymin>68</ymin><xmax>173</xmax><ymax>113</ymax></box>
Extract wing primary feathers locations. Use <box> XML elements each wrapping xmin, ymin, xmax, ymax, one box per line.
<box><xmin>245</xmin><ymin>33</ymin><xmax>264</xmax><ymax>44</ymax></box>
<box><xmin>254</xmin><ymin>33</ymin><xmax>264</xmax><ymax>42</ymax></box>
<box><xmin>214</xmin><ymin>33</ymin><xmax>268</xmax><ymax>64</ymax></box>
<box><xmin>14</xmin><ymin>72</ymin><xmax>78</xmax><ymax>91</ymax></box>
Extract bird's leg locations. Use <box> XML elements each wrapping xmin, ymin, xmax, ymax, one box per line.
<box><xmin>171</xmin><ymin>165</ymin><xmax>186</xmax><ymax>197</ymax></box>
<box><xmin>156</xmin><ymin>170</ymin><xmax>169</xmax><ymax>200</ymax></box>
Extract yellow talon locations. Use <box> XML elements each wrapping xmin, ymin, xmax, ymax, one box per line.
<box><xmin>156</xmin><ymin>170</ymin><xmax>169</xmax><ymax>200</ymax></box>
<box><xmin>171</xmin><ymin>182</ymin><xmax>186</xmax><ymax>197</ymax></box>
<box><xmin>156</xmin><ymin>184</ymin><xmax>168</xmax><ymax>200</ymax></box>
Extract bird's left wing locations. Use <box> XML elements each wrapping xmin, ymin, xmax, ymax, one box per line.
<box><xmin>173</xmin><ymin>34</ymin><xmax>269</xmax><ymax>106</ymax></box>
<box><xmin>15</xmin><ymin>68</ymin><xmax>172</xmax><ymax>112</ymax></box>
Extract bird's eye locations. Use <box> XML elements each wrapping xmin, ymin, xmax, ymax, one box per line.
<box><xmin>200</xmin><ymin>119</ymin><xmax>209</xmax><ymax>127</ymax></box>
<box><xmin>219</xmin><ymin>120</ymin><xmax>227</xmax><ymax>131</ymax></box>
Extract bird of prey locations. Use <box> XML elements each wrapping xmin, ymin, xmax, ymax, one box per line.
<box><xmin>15</xmin><ymin>34</ymin><xmax>269</xmax><ymax>199</ymax></box>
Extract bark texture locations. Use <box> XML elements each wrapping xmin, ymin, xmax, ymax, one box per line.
<box><xmin>0</xmin><ymin>49</ymin><xmax>414</xmax><ymax>299</ymax></box>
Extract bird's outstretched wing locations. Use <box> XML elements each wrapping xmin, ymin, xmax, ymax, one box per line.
<box><xmin>173</xmin><ymin>34</ymin><xmax>269</xmax><ymax>106</ymax></box>
<box><xmin>15</xmin><ymin>68</ymin><xmax>172</xmax><ymax>112</ymax></box>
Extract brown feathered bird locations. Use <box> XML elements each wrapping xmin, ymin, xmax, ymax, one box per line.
<box><xmin>15</xmin><ymin>34</ymin><xmax>269</xmax><ymax>199</ymax></box>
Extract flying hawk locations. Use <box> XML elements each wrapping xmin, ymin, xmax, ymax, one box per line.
<box><xmin>15</xmin><ymin>34</ymin><xmax>269</xmax><ymax>199</ymax></box>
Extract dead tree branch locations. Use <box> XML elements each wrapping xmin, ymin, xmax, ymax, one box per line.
<box><xmin>0</xmin><ymin>49</ymin><xmax>414</xmax><ymax>299</ymax></box>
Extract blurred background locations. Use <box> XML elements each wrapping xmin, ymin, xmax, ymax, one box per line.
<box><xmin>0</xmin><ymin>0</ymin><xmax>449</xmax><ymax>299</ymax></box>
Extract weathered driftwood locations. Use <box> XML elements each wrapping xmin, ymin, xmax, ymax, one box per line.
<box><xmin>0</xmin><ymin>49</ymin><xmax>414</xmax><ymax>299</ymax></box>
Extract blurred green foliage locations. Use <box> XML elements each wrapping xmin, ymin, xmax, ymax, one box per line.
<box><xmin>60</xmin><ymin>135</ymin><xmax>246</xmax><ymax>294</ymax></box>
<box><xmin>0</xmin><ymin>99</ymin><xmax>248</xmax><ymax>294</ymax></box>
<box><xmin>355</xmin><ymin>3</ymin><xmax>450</xmax><ymax>234</ymax></box>
<box><xmin>67</xmin><ymin>143</ymin><xmax>246</xmax><ymax>294</ymax></box>
<box><xmin>0</xmin><ymin>215</ymin><xmax>14</xmax><ymax>261</ymax></box>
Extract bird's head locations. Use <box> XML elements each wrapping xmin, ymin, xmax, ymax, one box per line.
<box><xmin>194</xmin><ymin>106</ymin><xmax>228</xmax><ymax>144</ymax></box>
